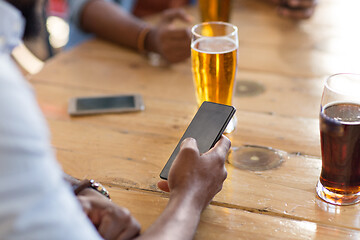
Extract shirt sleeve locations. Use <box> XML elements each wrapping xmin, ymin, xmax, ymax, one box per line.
<box><xmin>67</xmin><ymin>0</ymin><xmax>92</xmax><ymax>28</ymax></box>
<box><xmin>0</xmin><ymin>55</ymin><xmax>103</xmax><ymax>240</ymax></box>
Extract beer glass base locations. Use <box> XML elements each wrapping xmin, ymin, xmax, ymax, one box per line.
<box><xmin>147</xmin><ymin>52</ymin><xmax>169</xmax><ymax>67</ymax></box>
<box><xmin>316</xmin><ymin>181</ymin><xmax>360</xmax><ymax>206</ymax></box>
<box><xmin>228</xmin><ymin>145</ymin><xmax>286</xmax><ymax>171</ymax></box>
<box><xmin>225</xmin><ymin>116</ymin><xmax>237</xmax><ymax>134</ymax></box>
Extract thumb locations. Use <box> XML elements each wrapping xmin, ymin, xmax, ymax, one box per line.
<box><xmin>179</xmin><ymin>137</ymin><xmax>200</xmax><ymax>153</ymax></box>
<box><xmin>204</xmin><ymin>135</ymin><xmax>231</xmax><ymax>157</ymax></box>
<box><xmin>161</xmin><ymin>8</ymin><xmax>193</xmax><ymax>25</ymax></box>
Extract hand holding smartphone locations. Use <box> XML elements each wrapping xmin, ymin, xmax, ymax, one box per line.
<box><xmin>160</xmin><ymin>101</ymin><xmax>236</xmax><ymax>180</ymax></box>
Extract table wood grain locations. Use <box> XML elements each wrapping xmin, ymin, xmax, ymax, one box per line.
<box><xmin>29</xmin><ymin>0</ymin><xmax>360</xmax><ymax>238</ymax></box>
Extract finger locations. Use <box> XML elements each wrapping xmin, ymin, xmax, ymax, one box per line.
<box><xmin>160</xmin><ymin>34</ymin><xmax>191</xmax><ymax>53</ymax></box>
<box><xmin>162</xmin><ymin>37</ymin><xmax>191</xmax><ymax>48</ymax></box>
<box><xmin>163</xmin><ymin>53</ymin><xmax>190</xmax><ymax>64</ymax></box>
<box><xmin>162</xmin><ymin>28</ymin><xmax>191</xmax><ymax>40</ymax></box>
<box><xmin>116</xmin><ymin>218</ymin><xmax>141</xmax><ymax>240</ymax></box>
<box><xmin>77</xmin><ymin>195</ymin><xmax>109</xmax><ymax>227</ymax></box>
<box><xmin>214</xmin><ymin>135</ymin><xmax>231</xmax><ymax>152</ymax></box>
<box><xmin>161</xmin><ymin>8</ymin><xmax>193</xmax><ymax>24</ymax></box>
<box><xmin>169</xmin><ymin>138</ymin><xmax>200</xmax><ymax>178</ymax></box>
<box><xmin>164</xmin><ymin>53</ymin><xmax>190</xmax><ymax>64</ymax></box>
<box><xmin>77</xmin><ymin>196</ymin><xmax>91</xmax><ymax>215</ymax></box>
<box><xmin>162</xmin><ymin>43</ymin><xmax>190</xmax><ymax>55</ymax></box>
<box><xmin>180</xmin><ymin>138</ymin><xmax>200</xmax><ymax>154</ymax></box>
<box><xmin>203</xmin><ymin>135</ymin><xmax>231</xmax><ymax>160</ymax></box>
<box><xmin>277</xmin><ymin>6</ymin><xmax>315</xmax><ymax>19</ymax></box>
<box><xmin>157</xmin><ymin>180</ymin><xmax>170</xmax><ymax>192</ymax></box>
<box><xmin>223</xmin><ymin>168</ymin><xmax>228</xmax><ymax>181</ymax></box>
<box><xmin>98</xmin><ymin>209</ymin><xmax>125</xmax><ymax>239</ymax></box>
<box><xmin>283</xmin><ymin>0</ymin><xmax>317</xmax><ymax>8</ymax></box>
<box><xmin>161</xmin><ymin>45</ymin><xmax>190</xmax><ymax>63</ymax></box>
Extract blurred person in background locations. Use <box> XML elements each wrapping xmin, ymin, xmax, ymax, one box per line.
<box><xmin>264</xmin><ymin>0</ymin><xmax>318</xmax><ymax>19</ymax></box>
<box><xmin>32</xmin><ymin>0</ymin><xmax>316</xmax><ymax>63</ymax></box>
<box><xmin>67</xmin><ymin>0</ymin><xmax>193</xmax><ymax>64</ymax></box>
<box><xmin>66</xmin><ymin>0</ymin><xmax>316</xmax><ymax>63</ymax></box>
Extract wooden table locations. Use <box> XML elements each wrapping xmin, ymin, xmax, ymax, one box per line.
<box><xmin>30</xmin><ymin>0</ymin><xmax>360</xmax><ymax>238</ymax></box>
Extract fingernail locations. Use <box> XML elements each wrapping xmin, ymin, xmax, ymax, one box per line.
<box><xmin>184</xmin><ymin>137</ymin><xmax>196</xmax><ymax>143</ymax></box>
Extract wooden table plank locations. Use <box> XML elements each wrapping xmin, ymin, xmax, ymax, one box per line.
<box><xmin>31</xmin><ymin>81</ymin><xmax>321</xmax><ymax>156</ymax></box>
<box><xmin>110</xmin><ymin>187</ymin><xmax>360</xmax><ymax>239</ymax></box>
<box><xmin>31</xmin><ymin>57</ymin><xmax>325</xmax><ymax>119</ymax></box>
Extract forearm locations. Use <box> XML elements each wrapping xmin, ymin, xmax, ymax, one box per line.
<box><xmin>136</xmin><ymin>192</ymin><xmax>203</xmax><ymax>240</ymax></box>
<box><xmin>63</xmin><ymin>173</ymin><xmax>91</xmax><ymax>195</ymax></box>
<box><xmin>79</xmin><ymin>0</ymin><xmax>156</xmax><ymax>52</ymax></box>
<box><xmin>63</xmin><ymin>173</ymin><xmax>81</xmax><ymax>185</ymax></box>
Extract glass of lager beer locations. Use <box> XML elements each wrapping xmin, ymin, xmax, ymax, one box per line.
<box><xmin>191</xmin><ymin>22</ymin><xmax>238</xmax><ymax>133</ymax></box>
<box><xmin>316</xmin><ymin>73</ymin><xmax>360</xmax><ymax>205</ymax></box>
<box><xmin>191</xmin><ymin>22</ymin><xmax>286</xmax><ymax>171</ymax></box>
<box><xmin>199</xmin><ymin>0</ymin><xmax>232</xmax><ymax>22</ymax></box>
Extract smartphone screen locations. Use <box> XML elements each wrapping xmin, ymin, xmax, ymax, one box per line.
<box><xmin>160</xmin><ymin>101</ymin><xmax>236</xmax><ymax>180</ymax></box>
<box><xmin>68</xmin><ymin>94</ymin><xmax>144</xmax><ymax>116</ymax></box>
<box><xmin>76</xmin><ymin>96</ymin><xmax>135</xmax><ymax>111</ymax></box>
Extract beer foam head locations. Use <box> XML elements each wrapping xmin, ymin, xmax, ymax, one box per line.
<box><xmin>323</xmin><ymin>102</ymin><xmax>360</xmax><ymax>124</ymax></box>
<box><xmin>192</xmin><ymin>37</ymin><xmax>238</xmax><ymax>54</ymax></box>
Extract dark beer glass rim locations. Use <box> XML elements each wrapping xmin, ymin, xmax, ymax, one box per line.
<box><xmin>322</xmin><ymin>73</ymin><xmax>360</xmax><ymax>125</ymax></box>
<box><xmin>191</xmin><ymin>21</ymin><xmax>238</xmax><ymax>38</ymax></box>
<box><xmin>325</xmin><ymin>73</ymin><xmax>360</xmax><ymax>96</ymax></box>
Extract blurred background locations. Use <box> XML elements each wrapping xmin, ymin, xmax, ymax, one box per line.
<box><xmin>12</xmin><ymin>0</ymin><xmax>196</xmax><ymax>74</ymax></box>
<box><xmin>12</xmin><ymin>0</ymin><xmax>68</xmax><ymax>74</ymax></box>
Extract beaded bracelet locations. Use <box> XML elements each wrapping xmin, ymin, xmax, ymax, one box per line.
<box><xmin>137</xmin><ymin>26</ymin><xmax>151</xmax><ymax>54</ymax></box>
<box><xmin>74</xmin><ymin>179</ymin><xmax>110</xmax><ymax>199</ymax></box>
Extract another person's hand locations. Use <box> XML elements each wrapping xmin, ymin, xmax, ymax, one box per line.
<box><xmin>268</xmin><ymin>0</ymin><xmax>318</xmax><ymax>19</ymax></box>
<box><xmin>146</xmin><ymin>8</ymin><xmax>192</xmax><ymax>64</ymax></box>
<box><xmin>77</xmin><ymin>189</ymin><xmax>141</xmax><ymax>240</ymax></box>
<box><xmin>158</xmin><ymin>136</ymin><xmax>231</xmax><ymax>211</ymax></box>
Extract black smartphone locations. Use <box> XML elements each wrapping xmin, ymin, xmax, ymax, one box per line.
<box><xmin>160</xmin><ymin>101</ymin><xmax>236</xmax><ymax>180</ymax></box>
<box><xmin>68</xmin><ymin>94</ymin><xmax>145</xmax><ymax>116</ymax></box>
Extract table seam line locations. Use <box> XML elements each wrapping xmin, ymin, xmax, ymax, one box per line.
<box><xmin>103</xmin><ymin>182</ymin><xmax>360</xmax><ymax>232</ymax></box>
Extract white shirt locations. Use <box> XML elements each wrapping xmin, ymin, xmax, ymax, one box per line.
<box><xmin>0</xmin><ymin>1</ymin><xmax>102</xmax><ymax>239</ymax></box>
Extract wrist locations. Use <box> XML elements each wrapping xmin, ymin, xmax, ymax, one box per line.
<box><xmin>73</xmin><ymin>179</ymin><xmax>111</xmax><ymax>199</ymax></box>
<box><xmin>144</xmin><ymin>27</ymin><xmax>159</xmax><ymax>53</ymax></box>
<box><xmin>169</xmin><ymin>189</ymin><xmax>206</xmax><ymax>214</ymax></box>
<box><xmin>63</xmin><ymin>173</ymin><xmax>81</xmax><ymax>186</ymax></box>
<box><xmin>137</xmin><ymin>25</ymin><xmax>151</xmax><ymax>54</ymax></box>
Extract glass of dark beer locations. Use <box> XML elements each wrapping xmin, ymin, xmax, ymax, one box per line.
<box><xmin>316</xmin><ymin>73</ymin><xmax>360</xmax><ymax>205</ymax></box>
